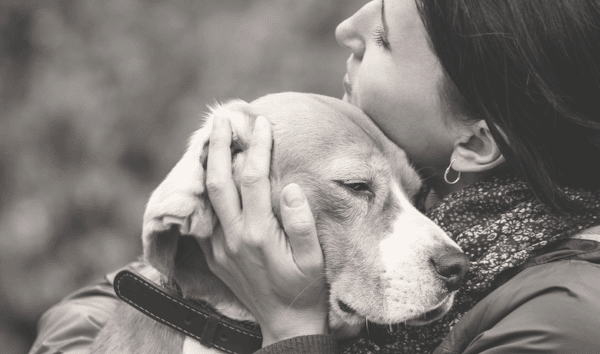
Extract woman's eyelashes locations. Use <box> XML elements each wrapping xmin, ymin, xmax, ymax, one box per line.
<box><xmin>373</xmin><ymin>26</ymin><xmax>390</xmax><ymax>49</ymax></box>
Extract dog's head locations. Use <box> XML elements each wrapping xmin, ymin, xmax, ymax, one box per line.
<box><xmin>142</xmin><ymin>92</ymin><xmax>469</xmax><ymax>337</ymax></box>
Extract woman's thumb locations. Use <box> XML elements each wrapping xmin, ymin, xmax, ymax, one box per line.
<box><xmin>280</xmin><ymin>183</ymin><xmax>323</xmax><ymax>275</ymax></box>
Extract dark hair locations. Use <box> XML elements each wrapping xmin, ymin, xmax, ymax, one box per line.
<box><xmin>416</xmin><ymin>0</ymin><xmax>600</xmax><ymax>213</ymax></box>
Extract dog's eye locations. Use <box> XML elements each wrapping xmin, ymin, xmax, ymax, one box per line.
<box><xmin>346</xmin><ymin>182</ymin><xmax>370</xmax><ymax>192</ymax></box>
<box><xmin>335</xmin><ymin>180</ymin><xmax>373</xmax><ymax>201</ymax></box>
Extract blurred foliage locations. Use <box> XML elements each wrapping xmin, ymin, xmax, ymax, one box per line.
<box><xmin>0</xmin><ymin>0</ymin><xmax>365</xmax><ymax>352</ymax></box>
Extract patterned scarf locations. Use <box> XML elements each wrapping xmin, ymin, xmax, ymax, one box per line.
<box><xmin>340</xmin><ymin>172</ymin><xmax>600</xmax><ymax>353</ymax></box>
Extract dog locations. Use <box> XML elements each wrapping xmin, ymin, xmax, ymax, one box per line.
<box><xmin>91</xmin><ymin>92</ymin><xmax>469</xmax><ymax>354</ymax></box>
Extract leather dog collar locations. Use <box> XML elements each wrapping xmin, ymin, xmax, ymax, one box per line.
<box><xmin>113</xmin><ymin>270</ymin><xmax>262</xmax><ymax>354</ymax></box>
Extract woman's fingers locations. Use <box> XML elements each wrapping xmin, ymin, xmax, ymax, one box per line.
<box><xmin>202</xmin><ymin>121</ymin><xmax>328</xmax><ymax>346</ymax></box>
<box><xmin>206</xmin><ymin>115</ymin><xmax>241</xmax><ymax>233</ymax></box>
<box><xmin>240</xmin><ymin>116</ymin><xmax>275</xmax><ymax>229</ymax></box>
<box><xmin>280</xmin><ymin>183</ymin><xmax>323</xmax><ymax>277</ymax></box>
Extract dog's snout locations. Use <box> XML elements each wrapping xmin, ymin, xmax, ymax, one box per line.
<box><xmin>431</xmin><ymin>248</ymin><xmax>470</xmax><ymax>292</ymax></box>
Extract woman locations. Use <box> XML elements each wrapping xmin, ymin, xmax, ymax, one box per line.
<box><xmin>30</xmin><ymin>1</ymin><xmax>600</xmax><ymax>353</ymax></box>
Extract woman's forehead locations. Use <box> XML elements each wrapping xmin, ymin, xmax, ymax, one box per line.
<box><xmin>384</xmin><ymin>0</ymin><xmax>430</xmax><ymax>45</ymax></box>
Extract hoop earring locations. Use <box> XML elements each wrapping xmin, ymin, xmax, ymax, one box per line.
<box><xmin>444</xmin><ymin>159</ymin><xmax>461</xmax><ymax>184</ymax></box>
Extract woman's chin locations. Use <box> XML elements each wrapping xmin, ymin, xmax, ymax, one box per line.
<box><xmin>342</xmin><ymin>93</ymin><xmax>359</xmax><ymax>108</ymax></box>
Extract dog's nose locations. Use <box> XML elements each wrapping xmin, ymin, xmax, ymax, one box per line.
<box><xmin>431</xmin><ymin>247</ymin><xmax>470</xmax><ymax>292</ymax></box>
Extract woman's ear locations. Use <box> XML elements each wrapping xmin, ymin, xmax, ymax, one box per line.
<box><xmin>450</xmin><ymin>120</ymin><xmax>506</xmax><ymax>173</ymax></box>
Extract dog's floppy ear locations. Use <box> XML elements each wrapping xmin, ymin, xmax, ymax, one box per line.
<box><xmin>142</xmin><ymin>99</ymin><xmax>255</xmax><ymax>280</ymax></box>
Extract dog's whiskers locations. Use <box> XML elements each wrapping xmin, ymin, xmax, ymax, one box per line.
<box><xmin>371</xmin><ymin>278</ymin><xmax>384</xmax><ymax>309</ymax></box>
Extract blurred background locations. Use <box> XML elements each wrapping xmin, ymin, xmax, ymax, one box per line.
<box><xmin>0</xmin><ymin>0</ymin><xmax>365</xmax><ymax>352</ymax></box>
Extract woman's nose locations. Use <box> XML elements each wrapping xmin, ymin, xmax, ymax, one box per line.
<box><xmin>335</xmin><ymin>16</ymin><xmax>366</xmax><ymax>61</ymax></box>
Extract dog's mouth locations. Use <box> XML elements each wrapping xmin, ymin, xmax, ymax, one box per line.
<box><xmin>337</xmin><ymin>300</ymin><xmax>356</xmax><ymax>315</ymax></box>
<box><xmin>336</xmin><ymin>292</ymin><xmax>454</xmax><ymax>326</ymax></box>
<box><xmin>333</xmin><ymin>299</ymin><xmax>365</xmax><ymax>325</ymax></box>
<box><xmin>405</xmin><ymin>293</ymin><xmax>455</xmax><ymax>326</ymax></box>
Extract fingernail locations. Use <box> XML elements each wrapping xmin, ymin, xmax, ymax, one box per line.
<box><xmin>283</xmin><ymin>184</ymin><xmax>305</xmax><ymax>208</ymax></box>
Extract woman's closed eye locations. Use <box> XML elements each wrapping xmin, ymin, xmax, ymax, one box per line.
<box><xmin>375</xmin><ymin>0</ymin><xmax>390</xmax><ymax>49</ymax></box>
<box><xmin>373</xmin><ymin>26</ymin><xmax>390</xmax><ymax>49</ymax></box>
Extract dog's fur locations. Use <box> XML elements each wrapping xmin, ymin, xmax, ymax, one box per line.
<box><xmin>91</xmin><ymin>92</ymin><xmax>465</xmax><ymax>354</ymax></box>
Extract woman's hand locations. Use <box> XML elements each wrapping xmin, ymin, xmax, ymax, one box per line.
<box><xmin>201</xmin><ymin>115</ymin><xmax>329</xmax><ymax>347</ymax></box>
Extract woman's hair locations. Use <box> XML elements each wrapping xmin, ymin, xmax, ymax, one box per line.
<box><xmin>416</xmin><ymin>0</ymin><xmax>600</xmax><ymax>213</ymax></box>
